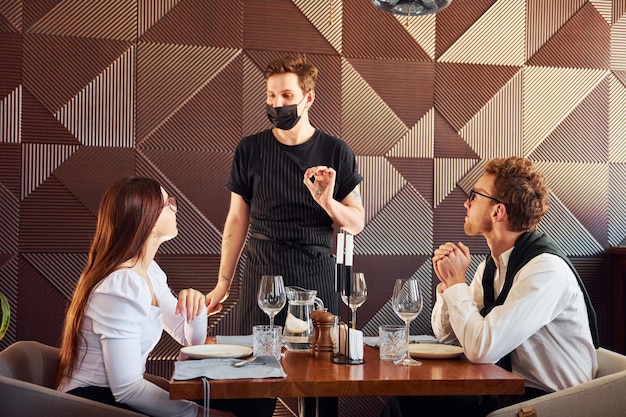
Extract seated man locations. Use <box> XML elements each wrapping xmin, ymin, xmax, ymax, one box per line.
<box><xmin>382</xmin><ymin>156</ymin><xmax>599</xmax><ymax>417</ymax></box>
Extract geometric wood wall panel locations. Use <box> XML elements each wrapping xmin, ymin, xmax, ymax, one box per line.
<box><xmin>0</xmin><ymin>142</ymin><xmax>21</xmax><ymax>200</ymax></box>
<box><xmin>537</xmin><ymin>192</ymin><xmax>605</xmax><ymax>256</ymax></box>
<box><xmin>609</xmin><ymin>163</ymin><xmax>626</xmax><ymax>247</ymax></box>
<box><xmin>0</xmin><ymin>255</ymin><xmax>18</xmax><ymax>349</ymax></box>
<box><xmin>135</xmin><ymin>43</ymin><xmax>241</xmax><ymax>142</ymax></box>
<box><xmin>0</xmin><ymin>183</ymin><xmax>19</xmax><ymax>253</ymax></box>
<box><xmin>537</xmin><ymin>162</ymin><xmax>609</xmax><ymax>247</ymax></box>
<box><xmin>529</xmin><ymin>77</ymin><xmax>609</xmax><ymax>163</ymax></box>
<box><xmin>139</xmin><ymin>0</ymin><xmax>243</xmax><ymax>48</ymax></box>
<box><xmin>438</xmin><ymin>0</ymin><xmax>526</xmax><ymax>66</ymax></box>
<box><xmin>459</xmin><ymin>70</ymin><xmax>523</xmax><ymax>160</ymax></box>
<box><xmin>139</xmin><ymin>53</ymin><xmax>244</xmax><ymax>152</ymax></box>
<box><xmin>17</xmin><ymin>258</ymin><xmax>68</xmax><ymax>346</ymax></box>
<box><xmin>138</xmin><ymin>149</ymin><xmax>233</xmax><ymax>235</ymax></box>
<box><xmin>22</xmin><ymin>33</ymin><xmax>133</xmax><ymax>112</ymax></box>
<box><xmin>244</xmin><ymin>0</ymin><xmax>337</xmax><ymax>54</ymax></box>
<box><xmin>22</xmin><ymin>87</ymin><xmax>79</xmax><ymax>145</ymax></box>
<box><xmin>346</xmin><ymin>57</ymin><xmax>433</xmax><ymax>127</ymax></box>
<box><xmin>357</xmin><ymin>255</ymin><xmax>433</xmax><ymax>337</ymax></box>
<box><xmin>135</xmin><ymin>152</ymin><xmax>223</xmax><ymax>255</ymax></box>
<box><xmin>523</xmin><ymin>66</ymin><xmax>609</xmax><ymax>155</ymax></box>
<box><xmin>434</xmin><ymin>0</ymin><xmax>498</xmax><ymax>58</ymax></box>
<box><xmin>435</xmin><ymin>63</ymin><xmax>521</xmax><ymax>131</ymax></box>
<box><xmin>0</xmin><ymin>85</ymin><xmax>21</xmax><ymax>144</ymax></box>
<box><xmin>527</xmin><ymin>0</ymin><xmax>586</xmax><ymax>60</ymax></box>
<box><xmin>609</xmin><ymin>72</ymin><xmax>626</xmax><ymax>163</ymax></box>
<box><xmin>3</xmin><ymin>3</ymin><xmax>626</xmax><ymax>413</ymax></box>
<box><xmin>343</xmin><ymin>0</ymin><xmax>431</xmax><ymax>61</ymax></box>
<box><xmin>341</xmin><ymin>58</ymin><xmax>407</xmax><ymax>155</ymax></box>
<box><xmin>356</xmin><ymin>184</ymin><xmax>432</xmax><ymax>255</ymax></box>
<box><xmin>293</xmin><ymin>0</ymin><xmax>343</xmax><ymax>54</ymax></box>
<box><xmin>357</xmin><ymin>156</ymin><xmax>405</xmax><ymax>223</ymax></box>
<box><xmin>387</xmin><ymin>107</ymin><xmax>434</xmax><ymax>159</ymax></box>
<box><xmin>528</xmin><ymin>2</ymin><xmax>611</xmax><ymax>69</ymax></box>
<box><xmin>612</xmin><ymin>7</ymin><xmax>626</xmax><ymax>70</ymax></box>
<box><xmin>56</xmin><ymin>47</ymin><xmax>135</xmax><ymax>148</ymax></box>
<box><xmin>394</xmin><ymin>13</ymin><xmax>436</xmax><ymax>59</ymax></box>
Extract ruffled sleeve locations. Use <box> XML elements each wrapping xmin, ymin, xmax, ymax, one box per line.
<box><xmin>87</xmin><ymin>271</ymin><xmax>197</xmax><ymax>417</ymax></box>
<box><xmin>149</xmin><ymin>262</ymin><xmax>207</xmax><ymax>346</ymax></box>
<box><xmin>89</xmin><ymin>271</ymin><xmax>152</xmax><ymax>338</ymax></box>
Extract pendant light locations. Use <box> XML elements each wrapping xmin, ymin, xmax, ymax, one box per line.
<box><xmin>371</xmin><ymin>0</ymin><xmax>452</xmax><ymax>16</ymax></box>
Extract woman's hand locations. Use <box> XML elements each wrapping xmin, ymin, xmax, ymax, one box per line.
<box><xmin>176</xmin><ymin>288</ymin><xmax>206</xmax><ymax>323</ymax></box>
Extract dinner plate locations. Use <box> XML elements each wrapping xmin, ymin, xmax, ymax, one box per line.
<box><xmin>180</xmin><ymin>344</ymin><xmax>253</xmax><ymax>359</ymax></box>
<box><xmin>408</xmin><ymin>343</ymin><xmax>464</xmax><ymax>359</ymax></box>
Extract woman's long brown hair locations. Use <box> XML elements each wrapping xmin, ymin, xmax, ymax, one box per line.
<box><xmin>56</xmin><ymin>177</ymin><xmax>163</xmax><ymax>386</ymax></box>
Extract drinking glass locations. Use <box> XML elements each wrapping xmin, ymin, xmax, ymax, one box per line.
<box><xmin>257</xmin><ymin>275</ymin><xmax>286</xmax><ymax>329</ymax></box>
<box><xmin>341</xmin><ymin>272</ymin><xmax>367</xmax><ymax>329</ymax></box>
<box><xmin>391</xmin><ymin>278</ymin><xmax>423</xmax><ymax>366</ymax></box>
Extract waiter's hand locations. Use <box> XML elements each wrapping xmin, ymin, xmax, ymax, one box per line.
<box><xmin>206</xmin><ymin>286</ymin><xmax>229</xmax><ymax>316</ymax></box>
<box><xmin>432</xmin><ymin>242</ymin><xmax>471</xmax><ymax>290</ymax></box>
<box><xmin>304</xmin><ymin>165</ymin><xmax>336</xmax><ymax>210</ymax></box>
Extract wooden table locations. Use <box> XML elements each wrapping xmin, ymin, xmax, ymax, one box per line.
<box><xmin>170</xmin><ymin>345</ymin><xmax>524</xmax><ymax>401</ymax></box>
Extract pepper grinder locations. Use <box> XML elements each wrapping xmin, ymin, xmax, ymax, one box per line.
<box><xmin>315</xmin><ymin>311</ymin><xmax>335</xmax><ymax>360</ymax></box>
<box><xmin>309</xmin><ymin>309</ymin><xmax>324</xmax><ymax>357</ymax></box>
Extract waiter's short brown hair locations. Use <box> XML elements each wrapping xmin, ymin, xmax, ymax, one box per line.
<box><xmin>264</xmin><ymin>55</ymin><xmax>318</xmax><ymax>94</ymax></box>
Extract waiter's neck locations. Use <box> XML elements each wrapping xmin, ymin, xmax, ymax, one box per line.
<box><xmin>273</xmin><ymin>120</ymin><xmax>316</xmax><ymax>146</ymax></box>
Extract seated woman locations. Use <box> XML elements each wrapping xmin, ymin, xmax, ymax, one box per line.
<box><xmin>56</xmin><ymin>177</ymin><xmax>234</xmax><ymax>417</ymax></box>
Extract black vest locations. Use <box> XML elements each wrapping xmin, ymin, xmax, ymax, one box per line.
<box><xmin>480</xmin><ymin>231</ymin><xmax>600</xmax><ymax>369</ymax></box>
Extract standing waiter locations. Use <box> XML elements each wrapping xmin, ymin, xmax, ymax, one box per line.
<box><xmin>206</xmin><ymin>54</ymin><xmax>364</xmax><ymax>330</ymax></box>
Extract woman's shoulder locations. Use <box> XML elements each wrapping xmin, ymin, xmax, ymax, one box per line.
<box><xmin>94</xmin><ymin>269</ymin><xmax>152</xmax><ymax>304</ymax></box>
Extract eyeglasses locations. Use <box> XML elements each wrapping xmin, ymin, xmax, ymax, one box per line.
<box><xmin>468</xmin><ymin>189</ymin><xmax>504</xmax><ymax>205</ymax></box>
<box><xmin>164</xmin><ymin>196</ymin><xmax>178</xmax><ymax>213</ymax></box>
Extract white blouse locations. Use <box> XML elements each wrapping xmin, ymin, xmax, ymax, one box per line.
<box><xmin>59</xmin><ymin>261</ymin><xmax>206</xmax><ymax>417</ymax></box>
<box><xmin>432</xmin><ymin>250</ymin><xmax>597</xmax><ymax>392</ymax></box>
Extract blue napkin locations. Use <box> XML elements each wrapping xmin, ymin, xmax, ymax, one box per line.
<box><xmin>173</xmin><ymin>355</ymin><xmax>287</xmax><ymax>380</ymax></box>
<box><xmin>363</xmin><ymin>334</ymin><xmax>438</xmax><ymax>348</ymax></box>
<box><xmin>216</xmin><ymin>335</ymin><xmax>253</xmax><ymax>347</ymax></box>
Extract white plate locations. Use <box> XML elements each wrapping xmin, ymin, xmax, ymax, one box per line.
<box><xmin>408</xmin><ymin>343</ymin><xmax>464</xmax><ymax>359</ymax></box>
<box><xmin>180</xmin><ymin>344</ymin><xmax>253</xmax><ymax>359</ymax></box>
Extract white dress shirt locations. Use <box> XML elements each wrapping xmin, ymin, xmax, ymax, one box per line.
<box><xmin>59</xmin><ymin>261</ymin><xmax>206</xmax><ymax>417</ymax></box>
<box><xmin>432</xmin><ymin>249</ymin><xmax>597</xmax><ymax>392</ymax></box>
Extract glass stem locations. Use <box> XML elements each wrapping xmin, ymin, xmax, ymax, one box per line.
<box><xmin>351</xmin><ymin>308</ymin><xmax>357</xmax><ymax>329</ymax></box>
<box><xmin>404</xmin><ymin>320</ymin><xmax>410</xmax><ymax>360</ymax></box>
<box><xmin>269</xmin><ymin>315</ymin><xmax>274</xmax><ymax>330</ymax></box>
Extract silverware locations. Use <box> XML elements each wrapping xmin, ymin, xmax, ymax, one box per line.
<box><xmin>232</xmin><ymin>356</ymin><xmax>265</xmax><ymax>367</ymax></box>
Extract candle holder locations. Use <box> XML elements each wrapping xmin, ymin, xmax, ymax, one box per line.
<box><xmin>332</xmin><ymin>232</ymin><xmax>365</xmax><ymax>365</ymax></box>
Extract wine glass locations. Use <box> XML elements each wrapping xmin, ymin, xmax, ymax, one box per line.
<box><xmin>391</xmin><ymin>278</ymin><xmax>423</xmax><ymax>366</ymax></box>
<box><xmin>341</xmin><ymin>272</ymin><xmax>368</xmax><ymax>329</ymax></box>
<box><xmin>257</xmin><ymin>275</ymin><xmax>286</xmax><ymax>329</ymax></box>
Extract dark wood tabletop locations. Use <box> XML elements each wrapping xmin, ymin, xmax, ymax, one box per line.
<box><xmin>169</xmin><ymin>343</ymin><xmax>525</xmax><ymax>400</ymax></box>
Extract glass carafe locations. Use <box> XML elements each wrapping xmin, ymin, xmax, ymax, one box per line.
<box><xmin>283</xmin><ymin>286</ymin><xmax>324</xmax><ymax>351</ymax></box>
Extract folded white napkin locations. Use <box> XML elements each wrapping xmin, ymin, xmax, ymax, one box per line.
<box><xmin>172</xmin><ymin>355</ymin><xmax>287</xmax><ymax>380</ymax></box>
<box><xmin>337</xmin><ymin>325</ymin><xmax>363</xmax><ymax>361</ymax></box>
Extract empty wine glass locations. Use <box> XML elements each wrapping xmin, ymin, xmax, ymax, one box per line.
<box><xmin>341</xmin><ymin>272</ymin><xmax>368</xmax><ymax>329</ymax></box>
<box><xmin>257</xmin><ymin>275</ymin><xmax>286</xmax><ymax>329</ymax></box>
<box><xmin>391</xmin><ymin>278</ymin><xmax>423</xmax><ymax>366</ymax></box>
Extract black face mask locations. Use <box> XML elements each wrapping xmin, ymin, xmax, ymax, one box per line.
<box><xmin>266</xmin><ymin>97</ymin><xmax>305</xmax><ymax>130</ymax></box>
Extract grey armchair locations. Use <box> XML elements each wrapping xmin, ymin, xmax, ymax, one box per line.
<box><xmin>487</xmin><ymin>348</ymin><xmax>626</xmax><ymax>417</ymax></box>
<box><xmin>0</xmin><ymin>340</ymin><xmax>170</xmax><ymax>417</ymax></box>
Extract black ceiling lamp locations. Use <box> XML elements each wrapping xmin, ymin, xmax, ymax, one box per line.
<box><xmin>371</xmin><ymin>0</ymin><xmax>452</xmax><ymax>16</ymax></box>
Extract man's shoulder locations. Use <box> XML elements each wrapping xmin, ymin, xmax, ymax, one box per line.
<box><xmin>313</xmin><ymin>129</ymin><xmax>354</xmax><ymax>152</ymax></box>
